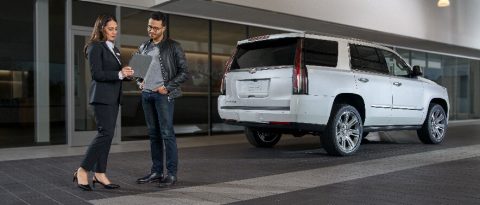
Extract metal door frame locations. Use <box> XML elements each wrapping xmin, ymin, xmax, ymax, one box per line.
<box><xmin>66</xmin><ymin>25</ymin><xmax>121</xmax><ymax>146</ymax></box>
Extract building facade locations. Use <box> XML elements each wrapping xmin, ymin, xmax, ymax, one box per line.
<box><xmin>0</xmin><ymin>0</ymin><xmax>479</xmax><ymax>148</ymax></box>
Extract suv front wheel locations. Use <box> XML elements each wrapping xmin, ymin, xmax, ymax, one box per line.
<box><xmin>321</xmin><ymin>104</ymin><xmax>363</xmax><ymax>156</ymax></box>
<box><xmin>245</xmin><ymin>127</ymin><xmax>282</xmax><ymax>147</ymax></box>
<box><xmin>417</xmin><ymin>103</ymin><xmax>447</xmax><ymax>144</ymax></box>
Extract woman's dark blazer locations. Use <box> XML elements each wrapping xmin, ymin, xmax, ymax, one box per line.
<box><xmin>86</xmin><ymin>41</ymin><xmax>123</xmax><ymax>105</ymax></box>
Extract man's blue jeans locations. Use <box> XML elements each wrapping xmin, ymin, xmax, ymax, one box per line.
<box><xmin>142</xmin><ymin>91</ymin><xmax>177</xmax><ymax>177</ymax></box>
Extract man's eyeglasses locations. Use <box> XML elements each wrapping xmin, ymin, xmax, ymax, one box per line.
<box><xmin>147</xmin><ymin>25</ymin><xmax>162</xmax><ymax>32</ymax></box>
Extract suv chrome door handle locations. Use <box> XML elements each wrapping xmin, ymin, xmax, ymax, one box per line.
<box><xmin>393</xmin><ymin>82</ymin><xmax>402</xmax><ymax>86</ymax></box>
<box><xmin>358</xmin><ymin>78</ymin><xmax>369</xmax><ymax>83</ymax></box>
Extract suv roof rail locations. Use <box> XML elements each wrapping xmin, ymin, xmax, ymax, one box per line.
<box><xmin>238</xmin><ymin>31</ymin><xmax>393</xmax><ymax>53</ymax></box>
<box><xmin>301</xmin><ymin>30</ymin><xmax>386</xmax><ymax>48</ymax></box>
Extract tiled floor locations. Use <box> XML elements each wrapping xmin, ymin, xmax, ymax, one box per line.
<box><xmin>0</xmin><ymin>120</ymin><xmax>479</xmax><ymax>204</ymax></box>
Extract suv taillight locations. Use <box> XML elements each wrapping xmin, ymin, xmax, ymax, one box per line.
<box><xmin>220</xmin><ymin>49</ymin><xmax>237</xmax><ymax>95</ymax></box>
<box><xmin>293</xmin><ymin>38</ymin><xmax>308</xmax><ymax>94</ymax></box>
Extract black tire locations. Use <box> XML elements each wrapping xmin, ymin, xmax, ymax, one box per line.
<box><xmin>417</xmin><ymin>103</ymin><xmax>447</xmax><ymax>144</ymax></box>
<box><xmin>321</xmin><ymin>104</ymin><xmax>363</xmax><ymax>156</ymax></box>
<box><xmin>244</xmin><ymin>127</ymin><xmax>282</xmax><ymax>147</ymax></box>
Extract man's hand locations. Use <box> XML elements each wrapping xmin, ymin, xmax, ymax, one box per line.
<box><xmin>138</xmin><ymin>82</ymin><xmax>144</xmax><ymax>90</ymax></box>
<box><xmin>153</xmin><ymin>85</ymin><xmax>168</xmax><ymax>94</ymax></box>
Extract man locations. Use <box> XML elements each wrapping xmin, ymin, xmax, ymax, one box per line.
<box><xmin>135</xmin><ymin>12</ymin><xmax>189</xmax><ymax>187</ymax></box>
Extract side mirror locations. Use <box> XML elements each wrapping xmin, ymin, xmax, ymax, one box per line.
<box><xmin>411</xmin><ymin>65</ymin><xmax>423</xmax><ymax>77</ymax></box>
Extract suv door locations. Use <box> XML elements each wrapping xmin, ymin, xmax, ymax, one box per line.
<box><xmin>350</xmin><ymin>44</ymin><xmax>392</xmax><ymax>126</ymax></box>
<box><xmin>380</xmin><ymin>50</ymin><xmax>425</xmax><ymax>125</ymax></box>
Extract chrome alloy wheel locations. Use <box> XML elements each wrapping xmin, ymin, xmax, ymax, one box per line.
<box><xmin>257</xmin><ymin>131</ymin><xmax>279</xmax><ymax>143</ymax></box>
<box><xmin>335</xmin><ymin>111</ymin><xmax>361</xmax><ymax>153</ymax></box>
<box><xmin>429</xmin><ymin>107</ymin><xmax>446</xmax><ymax>141</ymax></box>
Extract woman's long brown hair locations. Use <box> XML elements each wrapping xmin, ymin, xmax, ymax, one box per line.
<box><xmin>84</xmin><ymin>14</ymin><xmax>117</xmax><ymax>58</ymax></box>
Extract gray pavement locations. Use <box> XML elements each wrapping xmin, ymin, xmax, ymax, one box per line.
<box><xmin>0</xmin><ymin>120</ymin><xmax>479</xmax><ymax>205</ymax></box>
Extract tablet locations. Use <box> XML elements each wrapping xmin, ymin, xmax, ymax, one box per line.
<box><xmin>128</xmin><ymin>54</ymin><xmax>152</xmax><ymax>78</ymax></box>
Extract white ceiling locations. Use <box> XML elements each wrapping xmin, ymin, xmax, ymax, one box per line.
<box><xmin>87</xmin><ymin>0</ymin><xmax>480</xmax><ymax>59</ymax></box>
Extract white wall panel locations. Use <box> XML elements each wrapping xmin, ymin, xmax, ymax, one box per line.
<box><xmin>216</xmin><ymin>0</ymin><xmax>480</xmax><ymax>50</ymax></box>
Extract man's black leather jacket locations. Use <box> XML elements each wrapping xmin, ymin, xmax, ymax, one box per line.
<box><xmin>138</xmin><ymin>38</ymin><xmax>189</xmax><ymax>99</ymax></box>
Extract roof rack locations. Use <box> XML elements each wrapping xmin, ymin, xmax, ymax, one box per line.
<box><xmin>239</xmin><ymin>31</ymin><xmax>391</xmax><ymax>51</ymax></box>
<box><xmin>301</xmin><ymin>30</ymin><xmax>385</xmax><ymax>47</ymax></box>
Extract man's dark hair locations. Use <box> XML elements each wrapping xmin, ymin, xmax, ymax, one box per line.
<box><xmin>150</xmin><ymin>12</ymin><xmax>167</xmax><ymax>26</ymax></box>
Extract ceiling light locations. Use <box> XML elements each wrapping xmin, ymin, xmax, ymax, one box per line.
<box><xmin>437</xmin><ymin>0</ymin><xmax>450</xmax><ymax>7</ymax></box>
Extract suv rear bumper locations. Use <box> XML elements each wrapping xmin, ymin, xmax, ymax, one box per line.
<box><xmin>218</xmin><ymin>108</ymin><xmax>297</xmax><ymax>123</ymax></box>
<box><xmin>224</xmin><ymin>120</ymin><xmax>325</xmax><ymax>133</ymax></box>
<box><xmin>218</xmin><ymin>95</ymin><xmax>332</xmax><ymax>125</ymax></box>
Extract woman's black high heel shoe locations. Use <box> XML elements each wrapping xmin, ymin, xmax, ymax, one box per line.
<box><xmin>92</xmin><ymin>176</ymin><xmax>120</xmax><ymax>189</ymax></box>
<box><xmin>73</xmin><ymin>171</ymin><xmax>92</xmax><ymax>191</ymax></box>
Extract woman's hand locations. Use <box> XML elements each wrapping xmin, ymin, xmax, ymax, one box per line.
<box><xmin>121</xmin><ymin>66</ymin><xmax>134</xmax><ymax>78</ymax></box>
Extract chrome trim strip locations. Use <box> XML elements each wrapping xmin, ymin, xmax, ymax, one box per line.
<box><xmin>392</xmin><ymin>106</ymin><xmax>424</xmax><ymax>111</ymax></box>
<box><xmin>371</xmin><ymin>105</ymin><xmax>423</xmax><ymax>111</ymax></box>
<box><xmin>371</xmin><ymin>105</ymin><xmax>392</xmax><ymax>109</ymax></box>
<box><xmin>220</xmin><ymin>106</ymin><xmax>290</xmax><ymax>111</ymax></box>
<box><xmin>229</xmin><ymin>65</ymin><xmax>293</xmax><ymax>72</ymax></box>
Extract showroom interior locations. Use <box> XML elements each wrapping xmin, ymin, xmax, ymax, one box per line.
<box><xmin>0</xmin><ymin>0</ymin><xmax>479</xmax><ymax>148</ymax></box>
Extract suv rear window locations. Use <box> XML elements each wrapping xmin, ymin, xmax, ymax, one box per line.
<box><xmin>230</xmin><ymin>38</ymin><xmax>298</xmax><ymax>70</ymax></box>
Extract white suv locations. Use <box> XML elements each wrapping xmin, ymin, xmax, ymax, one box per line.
<box><xmin>218</xmin><ymin>33</ymin><xmax>449</xmax><ymax>156</ymax></box>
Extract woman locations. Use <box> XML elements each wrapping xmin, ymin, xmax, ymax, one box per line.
<box><xmin>73</xmin><ymin>14</ymin><xmax>134</xmax><ymax>191</ymax></box>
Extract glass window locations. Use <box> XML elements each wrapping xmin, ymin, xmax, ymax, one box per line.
<box><xmin>231</xmin><ymin>38</ymin><xmax>297</xmax><ymax>70</ymax></box>
<box><xmin>169</xmin><ymin>15</ymin><xmax>210</xmax><ymax>132</ymax></box>
<box><xmin>121</xmin><ymin>8</ymin><xmax>151</xmax><ymax>36</ymax></box>
<box><xmin>350</xmin><ymin>45</ymin><xmax>388</xmax><ymax>74</ymax></box>
<box><xmin>470</xmin><ymin>59</ymin><xmax>480</xmax><ymax>119</ymax></box>
<box><xmin>170</xmin><ymin>15</ymin><xmax>209</xmax><ymax>92</ymax></box>
<box><xmin>437</xmin><ymin>55</ymin><xmax>475</xmax><ymax>120</ymax></box>
<box><xmin>380</xmin><ymin>50</ymin><xmax>410</xmax><ymax>77</ymax></box>
<box><xmin>0</xmin><ymin>0</ymin><xmax>35</xmax><ymax>147</ymax></box>
<box><xmin>304</xmin><ymin>38</ymin><xmax>338</xmax><ymax>67</ymax></box>
<box><xmin>456</xmin><ymin>57</ymin><xmax>471</xmax><ymax>117</ymax></box>
<box><xmin>426</xmin><ymin>53</ymin><xmax>443</xmax><ymax>83</ymax></box>
<box><xmin>411</xmin><ymin>51</ymin><xmax>426</xmax><ymax>68</ymax></box>
<box><xmin>212</xmin><ymin>21</ymin><xmax>246</xmax><ymax>132</ymax></box>
<box><xmin>49</xmin><ymin>0</ymin><xmax>66</xmax><ymax>144</ymax></box>
<box><xmin>441</xmin><ymin>55</ymin><xmax>456</xmax><ymax>118</ymax></box>
<box><xmin>357</xmin><ymin>46</ymin><xmax>380</xmax><ymax>62</ymax></box>
<box><xmin>72</xmin><ymin>0</ymin><xmax>115</xmax><ymax>27</ymax></box>
<box><xmin>212</xmin><ymin>21</ymin><xmax>246</xmax><ymax>92</ymax></box>
<box><xmin>119</xmin><ymin>8</ymin><xmax>154</xmax><ymax>140</ymax></box>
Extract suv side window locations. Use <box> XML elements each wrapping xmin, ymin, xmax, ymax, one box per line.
<box><xmin>350</xmin><ymin>44</ymin><xmax>389</xmax><ymax>74</ymax></box>
<box><xmin>379</xmin><ymin>50</ymin><xmax>411</xmax><ymax>77</ymax></box>
<box><xmin>304</xmin><ymin>38</ymin><xmax>338</xmax><ymax>67</ymax></box>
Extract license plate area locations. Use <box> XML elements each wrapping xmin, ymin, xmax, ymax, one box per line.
<box><xmin>237</xmin><ymin>79</ymin><xmax>270</xmax><ymax>98</ymax></box>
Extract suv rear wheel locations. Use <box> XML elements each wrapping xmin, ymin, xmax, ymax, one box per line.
<box><xmin>417</xmin><ymin>103</ymin><xmax>447</xmax><ymax>144</ymax></box>
<box><xmin>245</xmin><ymin>127</ymin><xmax>282</xmax><ymax>147</ymax></box>
<box><xmin>321</xmin><ymin>104</ymin><xmax>363</xmax><ymax>156</ymax></box>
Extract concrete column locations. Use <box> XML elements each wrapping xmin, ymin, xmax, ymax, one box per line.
<box><xmin>113</xmin><ymin>5</ymin><xmax>121</xmax><ymax>144</ymax></box>
<box><xmin>471</xmin><ymin>61</ymin><xmax>480</xmax><ymax>118</ymax></box>
<box><xmin>66</xmin><ymin>0</ymin><xmax>74</xmax><ymax>146</ymax></box>
<box><xmin>35</xmin><ymin>0</ymin><xmax>50</xmax><ymax>143</ymax></box>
